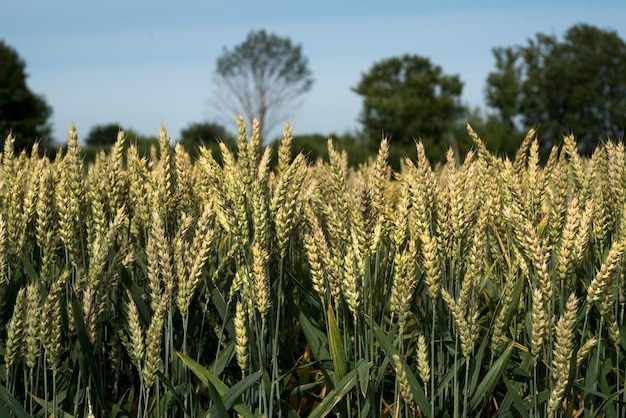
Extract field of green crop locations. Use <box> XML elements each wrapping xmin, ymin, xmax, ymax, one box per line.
<box><xmin>0</xmin><ymin>117</ymin><xmax>624</xmax><ymax>417</ymax></box>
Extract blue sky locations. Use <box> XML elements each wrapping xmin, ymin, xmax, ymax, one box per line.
<box><xmin>4</xmin><ymin>0</ymin><xmax>626</xmax><ymax>144</ymax></box>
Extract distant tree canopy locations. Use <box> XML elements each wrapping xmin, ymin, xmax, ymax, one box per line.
<box><xmin>452</xmin><ymin>107</ymin><xmax>526</xmax><ymax>161</ymax></box>
<box><xmin>84</xmin><ymin>123</ymin><xmax>124</xmax><ymax>147</ymax></box>
<box><xmin>214</xmin><ymin>29</ymin><xmax>314</xmax><ymax>144</ymax></box>
<box><xmin>178</xmin><ymin>121</ymin><xmax>235</xmax><ymax>160</ymax></box>
<box><xmin>353</xmin><ymin>54</ymin><xmax>464</xmax><ymax>161</ymax></box>
<box><xmin>81</xmin><ymin>123</ymin><xmax>160</xmax><ymax>162</ymax></box>
<box><xmin>486</xmin><ymin>23</ymin><xmax>626</xmax><ymax>154</ymax></box>
<box><xmin>180</xmin><ymin>121</ymin><xmax>229</xmax><ymax>145</ymax></box>
<box><xmin>0</xmin><ymin>40</ymin><xmax>53</xmax><ymax>151</ymax></box>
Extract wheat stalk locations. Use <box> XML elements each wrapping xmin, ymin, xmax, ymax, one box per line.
<box><xmin>547</xmin><ymin>293</ymin><xmax>578</xmax><ymax>414</ymax></box>
<box><xmin>586</xmin><ymin>236</ymin><xmax>626</xmax><ymax>308</ymax></box>
<box><xmin>234</xmin><ymin>300</ymin><xmax>249</xmax><ymax>376</ymax></box>
<box><xmin>271</xmin><ymin>154</ymin><xmax>307</xmax><ymax>258</ymax></box>
<box><xmin>531</xmin><ymin>288</ymin><xmax>547</xmax><ymax>358</ymax></box>
<box><xmin>416</xmin><ymin>334</ymin><xmax>430</xmax><ymax>390</ymax></box>
<box><xmin>4</xmin><ymin>287</ymin><xmax>26</xmax><ymax>368</ymax></box>
<box><xmin>390</xmin><ymin>239</ymin><xmax>417</xmax><ymax>333</ymax></box>
<box><xmin>40</xmin><ymin>270</ymin><xmax>68</xmax><ymax>374</ymax></box>
<box><xmin>24</xmin><ymin>283</ymin><xmax>41</xmax><ymax>369</ymax></box>
<box><xmin>144</xmin><ymin>277</ymin><xmax>173</xmax><ymax>391</ymax></box>
<box><xmin>251</xmin><ymin>242</ymin><xmax>270</xmax><ymax>320</ymax></box>
<box><xmin>124</xmin><ymin>289</ymin><xmax>145</xmax><ymax>373</ymax></box>
<box><xmin>391</xmin><ymin>353</ymin><xmax>414</xmax><ymax>406</ymax></box>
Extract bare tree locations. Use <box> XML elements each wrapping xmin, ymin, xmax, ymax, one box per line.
<box><xmin>213</xmin><ymin>29</ymin><xmax>313</xmax><ymax>143</ymax></box>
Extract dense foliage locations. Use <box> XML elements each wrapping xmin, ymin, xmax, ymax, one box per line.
<box><xmin>0</xmin><ymin>119</ymin><xmax>624</xmax><ymax>417</ymax></box>
<box><xmin>486</xmin><ymin>23</ymin><xmax>626</xmax><ymax>154</ymax></box>
<box><xmin>353</xmin><ymin>54</ymin><xmax>464</xmax><ymax>157</ymax></box>
<box><xmin>84</xmin><ymin>124</ymin><xmax>126</xmax><ymax>148</ymax></box>
<box><xmin>177</xmin><ymin>121</ymin><xmax>235</xmax><ymax>161</ymax></box>
<box><xmin>0</xmin><ymin>40</ymin><xmax>53</xmax><ymax>151</ymax></box>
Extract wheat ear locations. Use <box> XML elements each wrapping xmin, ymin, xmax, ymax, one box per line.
<box><xmin>547</xmin><ymin>293</ymin><xmax>578</xmax><ymax>414</ymax></box>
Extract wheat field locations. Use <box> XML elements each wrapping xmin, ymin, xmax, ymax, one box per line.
<box><xmin>0</xmin><ymin>117</ymin><xmax>624</xmax><ymax>417</ymax></box>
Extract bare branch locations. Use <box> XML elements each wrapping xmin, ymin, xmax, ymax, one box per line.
<box><xmin>212</xmin><ymin>30</ymin><xmax>313</xmax><ymax>143</ymax></box>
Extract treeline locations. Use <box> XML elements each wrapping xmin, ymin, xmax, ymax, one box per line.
<box><xmin>3</xmin><ymin>23</ymin><xmax>626</xmax><ymax>165</ymax></box>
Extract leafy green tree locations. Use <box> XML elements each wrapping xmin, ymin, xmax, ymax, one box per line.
<box><xmin>81</xmin><ymin>123</ymin><xmax>161</xmax><ymax>162</ymax></box>
<box><xmin>288</xmin><ymin>132</ymin><xmax>369</xmax><ymax>167</ymax></box>
<box><xmin>214</xmin><ymin>29</ymin><xmax>314</xmax><ymax>144</ymax></box>
<box><xmin>127</xmin><ymin>132</ymin><xmax>160</xmax><ymax>159</ymax></box>
<box><xmin>179</xmin><ymin>121</ymin><xmax>229</xmax><ymax>147</ymax></box>
<box><xmin>453</xmin><ymin>107</ymin><xmax>526</xmax><ymax>160</ymax></box>
<box><xmin>0</xmin><ymin>40</ymin><xmax>53</xmax><ymax>150</ymax></box>
<box><xmin>178</xmin><ymin>121</ymin><xmax>234</xmax><ymax>160</ymax></box>
<box><xmin>486</xmin><ymin>23</ymin><xmax>626</xmax><ymax>154</ymax></box>
<box><xmin>290</xmin><ymin>133</ymin><xmax>329</xmax><ymax>162</ymax></box>
<box><xmin>353</xmin><ymin>54</ymin><xmax>464</xmax><ymax>159</ymax></box>
<box><xmin>84</xmin><ymin>123</ymin><xmax>124</xmax><ymax>147</ymax></box>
